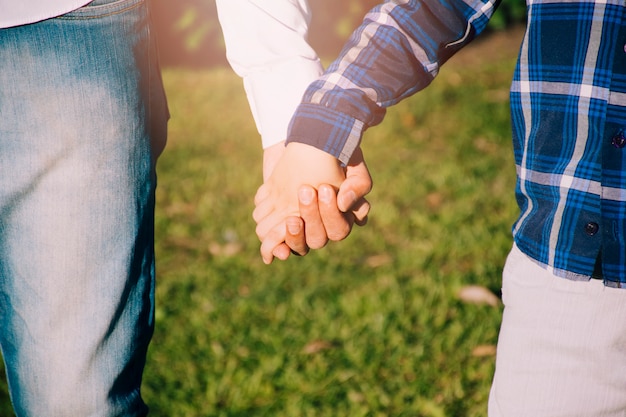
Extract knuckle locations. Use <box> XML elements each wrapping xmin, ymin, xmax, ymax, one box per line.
<box><xmin>327</xmin><ymin>224</ymin><xmax>351</xmax><ymax>241</ymax></box>
<box><xmin>292</xmin><ymin>247</ymin><xmax>310</xmax><ymax>256</ymax></box>
<box><xmin>285</xmin><ymin>239</ymin><xmax>307</xmax><ymax>255</ymax></box>
<box><xmin>255</xmin><ymin>224</ymin><xmax>267</xmax><ymax>240</ymax></box>
<box><xmin>307</xmin><ymin>236</ymin><xmax>329</xmax><ymax>250</ymax></box>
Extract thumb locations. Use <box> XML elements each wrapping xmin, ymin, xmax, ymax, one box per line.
<box><xmin>337</xmin><ymin>170</ymin><xmax>372</xmax><ymax>213</ymax></box>
<box><xmin>338</xmin><ymin>147</ymin><xmax>372</xmax><ymax>212</ymax></box>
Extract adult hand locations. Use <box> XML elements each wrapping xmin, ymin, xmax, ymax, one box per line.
<box><xmin>283</xmin><ymin>147</ymin><xmax>371</xmax><ymax>256</ymax></box>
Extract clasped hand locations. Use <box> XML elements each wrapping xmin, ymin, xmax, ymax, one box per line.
<box><xmin>254</xmin><ymin>142</ymin><xmax>372</xmax><ymax>264</ymax></box>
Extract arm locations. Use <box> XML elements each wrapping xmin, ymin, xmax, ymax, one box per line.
<box><xmin>216</xmin><ymin>0</ymin><xmax>373</xmax><ymax>261</ymax></box>
<box><xmin>215</xmin><ymin>0</ymin><xmax>323</xmax><ymax>150</ymax></box>
<box><xmin>255</xmin><ymin>0</ymin><xmax>500</xmax><ymax>261</ymax></box>
<box><xmin>287</xmin><ymin>0</ymin><xmax>501</xmax><ymax>164</ymax></box>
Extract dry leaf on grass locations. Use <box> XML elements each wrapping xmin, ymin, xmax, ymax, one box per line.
<box><xmin>364</xmin><ymin>254</ymin><xmax>393</xmax><ymax>268</ymax></box>
<box><xmin>472</xmin><ymin>344</ymin><xmax>497</xmax><ymax>357</ymax></box>
<box><xmin>458</xmin><ymin>285</ymin><xmax>501</xmax><ymax>307</ymax></box>
<box><xmin>208</xmin><ymin>242</ymin><xmax>242</xmax><ymax>257</ymax></box>
<box><xmin>302</xmin><ymin>340</ymin><xmax>334</xmax><ymax>355</ymax></box>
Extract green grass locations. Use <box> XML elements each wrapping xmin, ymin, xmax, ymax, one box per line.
<box><xmin>0</xmin><ymin>29</ymin><xmax>522</xmax><ymax>416</ymax></box>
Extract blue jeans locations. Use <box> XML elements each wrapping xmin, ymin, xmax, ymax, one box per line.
<box><xmin>0</xmin><ymin>0</ymin><xmax>168</xmax><ymax>415</ymax></box>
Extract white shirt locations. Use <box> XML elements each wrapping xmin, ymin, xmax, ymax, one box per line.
<box><xmin>215</xmin><ymin>0</ymin><xmax>323</xmax><ymax>148</ymax></box>
<box><xmin>0</xmin><ymin>0</ymin><xmax>91</xmax><ymax>28</ymax></box>
<box><xmin>3</xmin><ymin>0</ymin><xmax>322</xmax><ymax>149</ymax></box>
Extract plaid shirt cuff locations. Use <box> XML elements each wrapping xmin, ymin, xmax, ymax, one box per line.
<box><xmin>286</xmin><ymin>103</ymin><xmax>365</xmax><ymax>166</ymax></box>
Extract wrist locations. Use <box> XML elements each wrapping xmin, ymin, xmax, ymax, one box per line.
<box><xmin>262</xmin><ymin>141</ymin><xmax>286</xmax><ymax>181</ymax></box>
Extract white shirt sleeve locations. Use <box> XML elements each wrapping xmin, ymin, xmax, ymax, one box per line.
<box><xmin>215</xmin><ymin>0</ymin><xmax>324</xmax><ymax>148</ymax></box>
<box><xmin>0</xmin><ymin>0</ymin><xmax>91</xmax><ymax>28</ymax></box>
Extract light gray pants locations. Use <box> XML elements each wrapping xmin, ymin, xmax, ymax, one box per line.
<box><xmin>488</xmin><ymin>244</ymin><xmax>626</xmax><ymax>417</ymax></box>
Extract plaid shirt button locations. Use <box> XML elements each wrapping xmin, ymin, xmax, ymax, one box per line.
<box><xmin>585</xmin><ymin>222</ymin><xmax>600</xmax><ymax>236</ymax></box>
<box><xmin>611</xmin><ymin>131</ymin><xmax>626</xmax><ymax>148</ymax></box>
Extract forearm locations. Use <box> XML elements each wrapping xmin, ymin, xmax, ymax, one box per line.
<box><xmin>286</xmin><ymin>0</ymin><xmax>501</xmax><ymax>164</ymax></box>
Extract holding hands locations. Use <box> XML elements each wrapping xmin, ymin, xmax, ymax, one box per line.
<box><xmin>255</xmin><ymin>143</ymin><xmax>372</xmax><ymax>264</ymax></box>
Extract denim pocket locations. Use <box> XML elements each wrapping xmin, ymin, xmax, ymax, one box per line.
<box><xmin>61</xmin><ymin>0</ymin><xmax>144</xmax><ymax>19</ymax></box>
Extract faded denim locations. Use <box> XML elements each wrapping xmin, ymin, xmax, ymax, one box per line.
<box><xmin>0</xmin><ymin>0</ymin><xmax>168</xmax><ymax>415</ymax></box>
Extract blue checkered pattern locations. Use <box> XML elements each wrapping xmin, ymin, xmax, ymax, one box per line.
<box><xmin>286</xmin><ymin>0</ymin><xmax>626</xmax><ymax>285</ymax></box>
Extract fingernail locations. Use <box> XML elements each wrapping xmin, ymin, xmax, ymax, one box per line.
<box><xmin>287</xmin><ymin>218</ymin><xmax>301</xmax><ymax>235</ymax></box>
<box><xmin>298</xmin><ymin>187</ymin><xmax>314</xmax><ymax>205</ymax></box>
<box><xmin>319</xmin><ymin>186</ymin><xmax>332</xmax><ymax>203</ymax></box>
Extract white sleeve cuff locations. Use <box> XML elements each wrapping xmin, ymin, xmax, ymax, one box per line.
<box><xmin>243</xmin><ymin>58</ymin><xmax>323</xmax><ymax>149</ymax></box>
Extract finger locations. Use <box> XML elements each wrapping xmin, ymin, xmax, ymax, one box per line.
<box><xmin>260</xmin><ymin>223</ymin><xmax>287</xmax><ymax>264</ymax></box>
<box><xmin>337</xmin><ymin>178</ymin><xmax>372</xmax><ymax>213</ymax></box>
<box><xmin>297</xmin><ymin>185</ymin><xmax>329</xmax><ymax>250</ymax></box>
<box><xmin>252</xmin><ymin>197</ymin><xmax>274</xmax><ymax>224</ymax></box>
<box><xmin>255</xmin><ymin>210</ymin><xmax>287</xmax><ymax>242</ymax></box>
<box><xmin>253</xmin><ymin>192</ymin><xmax>300</xmax><ymax>239</ymax></box>
<box><xmin>254</xmin><ymin>183</ymin><xmax>271</xmax><ymax>206</ymax></box>
<box><xmin>272</xmin><ymin>243</ymin><xmax>292</xmax><ymax>261</ymax></box>
<box><xmin>318</xmin><ymin>184</ymin><xmax>353</xmax><ymax>241</ymax></box>
<box><xmin>351</xmin><ymin>198</ymin><xmax>370</xmax><ymax>225</ymax></box>
<box><xmin>338</xmin><ymin>148</ymin><xmax>373</xmax><ymax>213</ymax></box>
<box><xmin>284</xmin><ymin>216</ymin><xmax>309</xmax><ymax>256</ymax></box>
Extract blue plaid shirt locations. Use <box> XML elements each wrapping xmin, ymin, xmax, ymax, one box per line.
<box><xmin>286</xmin><ymin>0</ymin><xmax>626</xmax><ymax>286</ymax></box>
